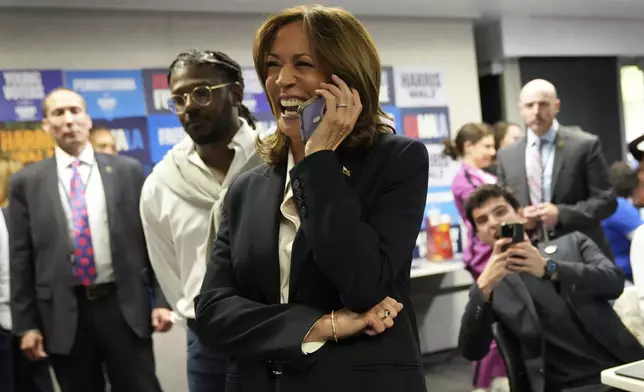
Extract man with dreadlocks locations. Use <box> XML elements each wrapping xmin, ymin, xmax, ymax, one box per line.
<box><xmin>140</xmin><ymin>49</ymin><xmax>261</xmax><ymax>392</ymax></box>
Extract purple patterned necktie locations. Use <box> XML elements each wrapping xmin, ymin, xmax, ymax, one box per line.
<box><xmin>70</xmin><ymin>160</ymin><xmax>96</xmax><ymax>286</ymax></box>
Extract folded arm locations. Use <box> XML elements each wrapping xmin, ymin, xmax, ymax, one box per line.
<box><xmin>194</xmin><ymin>202</ymin><xmax>326</xmax><ymax>362</ymax></box>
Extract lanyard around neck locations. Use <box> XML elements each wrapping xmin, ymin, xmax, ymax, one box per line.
<box><xmin>58</xmin><ymin>160</ymin><xmax>96</xmax><ymax>206</ymax></box>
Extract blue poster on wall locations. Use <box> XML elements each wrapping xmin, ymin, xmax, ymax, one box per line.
<box><xmin>142</xmin><ymin>68</ymin><xmax>172</xmax><ymax>115</ymax></box>
<box><xmin>92</xmin><ymin>116</ymin><xmax>151</xmax><ymax>164</ymax></box>
<box><xmin>0</xmin><ymin>70</ymin><xmax>63</xmax><ymax>122</ymax></box>
<box><xmin>64</xmin><ymin>70</ymin><xmax>147</xmax><ymax>120</ymax></box>
<box><xmin>147</xmin><ymin>114</ymin><xmax>185</xmax><ymax>163</ymax></box>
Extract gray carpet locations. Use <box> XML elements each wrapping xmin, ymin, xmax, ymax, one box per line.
<box><xmin>423</xmin><ymin>350</ymin><xmax>473</xmax><ymax>392</ymax></box>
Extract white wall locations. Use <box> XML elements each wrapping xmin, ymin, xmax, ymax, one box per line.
<box><xmin>501</xmin><ymin>17</ymin><xmax>644</xmax><ymax>58</ymax></box>
<box><xmin>0</xmin><ymin>9</ymin><xmax>481</xmax><ymax>130</ymax></box>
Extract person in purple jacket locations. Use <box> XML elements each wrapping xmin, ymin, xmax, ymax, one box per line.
<box><xmin>443</xmin><ymin>122</ymin><xmax>506</xmax><ymax>392</ymax></box>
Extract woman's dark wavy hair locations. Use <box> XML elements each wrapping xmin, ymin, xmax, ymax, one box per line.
<box><xmin>252</xmin><ymin>5</ymin><xmax>394</xmax><ymax>165</ymax></box>
<box><xmin>168</xmin><ymin>49</ymin><xmax>256</xmax><ymax>129</ymax></box>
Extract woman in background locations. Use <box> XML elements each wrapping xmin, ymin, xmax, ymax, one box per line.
<box><xmin>492</xmin><ymin>121</ymin><xmax>523</xmax><ymax>151</ymax></box>
<box><xmin>0</xmin><ymin>152</ymin><xmax>53</xmax><ymax>392</ymax></box>
<box><xmin>485</xmin><ymin>122</ymin><xmax>523</xmax><ymax>176</ymax></box>
<box><xmin>443</xmin><ymin>123</ymin><xmax>507</xmax><ymax>392</ymax></box>
<box><xmin>194</xmin><ymin>5</ymin><xmax>429</xmax><ymax>392</ymax></box>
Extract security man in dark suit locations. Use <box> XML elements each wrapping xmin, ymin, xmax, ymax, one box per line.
<box><xmin>496</xmin><ymin>79</ymin><xmax>616</xmax><ymax>259</ymax></box>
<box><xmin>458</xmin><ymin>184</ymin><xmax>644</xmax><ymax>392</ymax></box>
<box><xmin>9</xmin><ymin>87</ymin><xmax>173</xmax><ymax>392</ymax></box>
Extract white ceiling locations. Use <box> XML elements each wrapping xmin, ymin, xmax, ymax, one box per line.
<box><xmin>1</xmin><ymin>0</ymin><xmax>644</xmax><ymax>19</ymax></box>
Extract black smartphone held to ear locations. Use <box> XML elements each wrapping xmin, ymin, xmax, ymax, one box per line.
<box><xmin>297</xmin><ymin>96</ymin><xmax>326</xmax><ymax>143</ymax></box>
<box><xmin>499</xmin><ymin>222</ymin><xmax>524</xmax><ymax>251</ymax></box>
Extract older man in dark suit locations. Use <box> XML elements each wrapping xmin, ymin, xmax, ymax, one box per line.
<box><xmin>496</xmin><ymin>79</ymin><xmax>616</xmax><ymax>258</ymax></box>
<box><xmin>9</xmin><ymin>88</ymin><xmax>172</xmax><ymax>392</ymax></box>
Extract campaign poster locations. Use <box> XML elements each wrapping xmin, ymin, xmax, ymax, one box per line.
<box><xmin>0</xmin><ymin>121</ymin><xmax>55</xmax><ymax>164</ymax></box>
<box><xmin>401</xmin><ymin>107</ymin><xmax>450</xmax><ymax>142</ymax></box>
<box><xmin>92</xmin><ymin>117</ymin><xmax>151</xmax><ymax>165</ymax></box>
<box><xmin>393</xmin><ymin>66</ymin><xmax>447</xmax><ymax>108</ymax></box>
<box><xmin>380</xmin><ymin>66</ymin><xmax>395</xmax><ymax>106</ymax></box>
<box><xmin>0</xmin><ymin>70</ymin><xmax>63</xmax><ymax>122</ymax></box>
<box><xmin>64</xmin><ymin>70</ymin><xmax>147</xmax><ymax>120</ymax></box>
<box><xmin>421</xmin><ymin>143</ymin><xmax>461</xmax><ymax>230</ymax></box>
<box><xmin>241</xmin><ymin>67</ymin><xmax>272</xmax><ymax>115</ymax></box>
<box><xmin>147</xmin><ymin>114</ymin><xmax>185</xmax><ymax>163</ymax></box>
<box><xmin>142</xmin><ymin>68</ymin><xmax>172</xmax><ymax>115</ymax></box>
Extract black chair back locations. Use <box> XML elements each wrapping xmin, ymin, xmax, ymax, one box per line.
<box><xmin>492</xmin><ymin>322</ymin><xmax>532</xmax><ymax>392</ymax></box>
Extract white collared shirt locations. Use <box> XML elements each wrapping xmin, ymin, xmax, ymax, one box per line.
<box><xmin>0</xmin><ymin>210</ymin><xmax>10</xmax><ymax>330</ymax></box>
<box><xmin>140</xmin><ymin>124</ymin><xmax>258</xmax><ymax>323</ymax></box>
<box><xmin>279</xmin><ymin>151</ymin><xmax>325</xmax><ymax>354</ymax></box>
<box><xmin>55</xmin><ymin>145</ymin><xmax>114</xmax><ymax>283</ymax></box>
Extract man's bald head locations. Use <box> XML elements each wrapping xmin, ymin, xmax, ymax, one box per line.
<box><xmin>518</xmin><ymin>79</ymin><xmax>560</xmax><ymax>136</ymax></box>
<box><xmin>520</xmin><ymin>79</ymin><xmax>558</xmax><ymax>101</ymax></box>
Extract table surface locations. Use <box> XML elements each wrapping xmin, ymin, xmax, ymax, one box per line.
<box><xmin>410</xmin><ymin>258</ymin><xmax>465</xmax><ymax>279</ymax></box>
<box><xmin>601</xmin><ymin>360</ymin><xmax>644</xmax><ymax>391</ymax></box>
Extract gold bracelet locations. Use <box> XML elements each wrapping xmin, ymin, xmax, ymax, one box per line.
<box><xmin>331</xmin><ymin>310</ymin><xmax>338</xmax><ymax>343</ymax></box>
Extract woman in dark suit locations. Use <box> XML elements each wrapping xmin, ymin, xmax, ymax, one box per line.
<box><xmin>194</xmin><ymin>5</ymin><xmax>429</xmax><ymax>392</ymax></box>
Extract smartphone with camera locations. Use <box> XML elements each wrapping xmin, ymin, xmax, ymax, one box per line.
<box><xmin>297</xmin><ymin>96</ymin><xmax>326</xmax><ymax>143</ymax></box>
<box><xmin>499</xmin><ymin>222</ymin><xmax>524</xmax><ymax>252</ymax></box>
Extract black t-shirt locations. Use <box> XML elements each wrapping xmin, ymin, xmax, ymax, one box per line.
<box><xmin>519</xmin><ymin>273</ymin><xmax>620</xmax><ymax>390</ymax></box>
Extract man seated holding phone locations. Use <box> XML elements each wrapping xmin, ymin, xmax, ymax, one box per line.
<box><xmin>458</xmin><ymin>184</ymin><xmax>644</xmax><ymax>392</ymax></box>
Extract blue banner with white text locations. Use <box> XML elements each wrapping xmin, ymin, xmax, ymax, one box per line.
<box><xmin>0</xmin><ymin>70</ymin><xmax>63</xmax><ymax>122</ymax></box>
<box><xmin>64</xmin><ymin>70</ymin><xmax>147</xmax><ymax>120</ymax></box>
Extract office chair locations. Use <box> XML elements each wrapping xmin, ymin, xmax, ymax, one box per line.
<box><xmin>492</xmin><ymin>322</ymin><xmax>532</xmax><ymax>392</ymax></box>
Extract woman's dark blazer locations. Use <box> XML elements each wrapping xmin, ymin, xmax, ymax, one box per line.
<box><xmin>194</xmin><ymin>133</ymin><xmax>430</xmax><ymax>392</ymax></box>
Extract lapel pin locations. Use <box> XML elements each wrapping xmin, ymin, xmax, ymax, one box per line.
<box><xmin>342</xmin><ymin>166</ymin><xmax>351</xmax><ymax>177</ymax></box>
<box><xmin>105</xmin><ymin>166</ymin><xmax>113</xmax><ymax>174</ymax></box>
<box><xmin>557</xmin><ymin>140</ymin><xmax>565</xmax><ymax>149</ymax></box>
<box><xmin>544</xmin><ymin>244</ymin><xmax>557</xmax><ymax>255</ymax></box>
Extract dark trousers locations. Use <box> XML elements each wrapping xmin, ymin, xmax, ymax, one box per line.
<box><xmin>49</xmin><ymin>287</ymin><xmax>162</xmax><ymax>392</ymax></box>
<box><xmin>187</xmin><ymin>327</ymin><xmax>226</xmax><ymax>392</ymax></box>
<box><xmin>0</xmin><ymin>326</ymin><xmax>54</xmax><ymax>392</ymax></box>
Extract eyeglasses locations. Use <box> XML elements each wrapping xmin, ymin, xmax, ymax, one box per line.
<box><xmin>168</xmin><ymin>83</ymin><xmax>235</xmax><ymax>114</ymax></box>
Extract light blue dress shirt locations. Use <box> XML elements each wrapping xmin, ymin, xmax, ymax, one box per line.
<box><xmin>525</xmin><ymin>120</ymin><xmax>559</xmax><ymax>203</ymax></box>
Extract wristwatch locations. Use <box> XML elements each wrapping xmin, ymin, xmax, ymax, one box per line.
<box><xmin>542</xmin><ymin>259</ymin><xmax>558</xmax><ymax>281</ymax></box>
